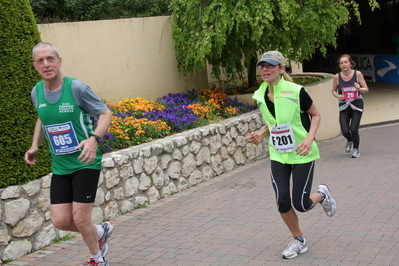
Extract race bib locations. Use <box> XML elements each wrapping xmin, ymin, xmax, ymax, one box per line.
<box><xmin>270</xmin><ymin>123</ymin><xmax>296</xmax><ymax>153</ymax></box>
<box><xmin>45</xmin><ymin>122</ymin><xmax>81</xmax><ymax>155</ymax></box>
<box><xmin>342</xmin><ymin>86</ymin><xmax>358</xmax><ymax>102</ymax></box>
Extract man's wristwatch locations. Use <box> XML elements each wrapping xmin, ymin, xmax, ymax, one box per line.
<box><xmin>91</xmin><ymin>134</ymin><xmax>101</xmax><ymax>143</ymax></box>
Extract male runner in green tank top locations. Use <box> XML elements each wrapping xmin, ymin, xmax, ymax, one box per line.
<box><xmin>25</xmin><ymin>42</ymin><xmax>113</xmax><ymax>266</ymax></box>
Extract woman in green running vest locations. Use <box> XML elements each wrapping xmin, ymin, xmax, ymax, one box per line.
<box><xmin>249</xmin><ymin>51</ymin><xmax>336</xmax><ymax>259</ymax></box>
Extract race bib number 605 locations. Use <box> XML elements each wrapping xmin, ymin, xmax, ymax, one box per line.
<box><xmin>270</xmin><ymin>123</ymin><xmax>296</xmax><ymax>153</ymax></box>
<box><xmin>45</xmin><ymin>121</ymin><xmax>81</xmax><ymax>155</ymax></box>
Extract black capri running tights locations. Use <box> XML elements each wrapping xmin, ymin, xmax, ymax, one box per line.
<box><xmin>270</xmin><ymin>160</ymin><xmax>315</xmax><ymax>213</ymax></box>
<box><xmin>339</xmin><ymin>107</ymin><xmax>363</xmax><ymax>149</ymax></box>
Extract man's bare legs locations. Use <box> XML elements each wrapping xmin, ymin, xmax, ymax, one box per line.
<box><xmin>51</xmin><ymin>202</ymin><xmax>99</xmax><ymax>255</ymax></box>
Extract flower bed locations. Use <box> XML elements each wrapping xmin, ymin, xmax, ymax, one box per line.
<box><xmin>98</xmin><ymin>89</ymin><xmax>255</xmax><ymax>153</ymax></box>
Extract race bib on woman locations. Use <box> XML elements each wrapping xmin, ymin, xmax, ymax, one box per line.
<box><xmin>270</xmin><ymin>123</ymin><xmax>296</xmax><ymax>153</ymax></box>
<box><xmin>342</xmin><ymin>86</ymin><xmax>358</xmax><ymax>102</ymax></box>
<box><xmin>45</xmin><ymin>121</ymin><xmax>81</xmax><ymax>155</ymax></box>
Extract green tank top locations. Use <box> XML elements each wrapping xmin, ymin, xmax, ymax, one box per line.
<box><xmin>36</xmin><ymin>76</ymin><xmax>102</xmax><ymax>175</ymax></box>
<box><xmin>253</xmin><ymin>78</ymin><xmax>320</xmax><ymax>164</ymax></box>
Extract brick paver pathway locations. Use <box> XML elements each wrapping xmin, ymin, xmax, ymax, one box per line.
<box><xmin>9</xmin><ymin>122</ymin><xmax>399</xmax><ymax>266</ymax></box>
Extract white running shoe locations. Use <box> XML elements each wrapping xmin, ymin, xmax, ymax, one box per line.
<box><xmin>317</xmin><ymin>184</ymin><xmax>336</xmax><ymax>217</ymax></box>
<box><xmin>98</xmin><ymin>221</ymin><xmax>114</xmax><ymax>257</ymax></box>
<box><xmin>351</xmin><ymin>148</ymin><xmax>361</xmax><ymax>158</ymax></box>
<box><xmin>83</xmin><ymin>257</ymin><xmax>109</xmax><ymax>266</ymax></box>
<box><xmin>345</xmin><ymin>141</ymin><xmax>352</xmax><ymax>153</ymax></box>
<box><xmin>282</xmin><ymin>238</ymin><xmax>308</xmax><ymax>259</ymax></box>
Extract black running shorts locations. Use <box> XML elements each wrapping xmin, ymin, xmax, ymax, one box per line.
<box><xmin>50</xmin><ymin>169</ymin><xmax>101</xmax><ymax>204</ymax></box>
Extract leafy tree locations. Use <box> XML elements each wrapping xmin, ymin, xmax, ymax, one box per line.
<box><xmin>170</xmin><ymin>0</ymin><xmax>379</xmax><ymax>87</ymax></box>
<box><xmin>0</xmin><ymin>0</ymin><xmax>51</xmax><ymax>187</ymax></box>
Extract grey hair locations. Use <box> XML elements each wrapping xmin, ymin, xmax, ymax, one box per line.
<box><xmin>32</xmin><ymin>42</ymin><xmax>60</xmax><ymax>59</ymax></box>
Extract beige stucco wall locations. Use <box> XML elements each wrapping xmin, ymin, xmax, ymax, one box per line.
<box><xmin>301</xmin><ymin>73</ymin><xmax>340</xmax><ymax>140</ymax></box>
<box><xmin>37</xmin><ymin>16</ymin><xmax>208</xmax><ymax>103</ymax></box>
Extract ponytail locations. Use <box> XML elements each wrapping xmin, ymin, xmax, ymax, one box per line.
<box><xmin>282</xmin><ymin>71</ymin><xmax>292</xmax><ymax>82</ymax></box>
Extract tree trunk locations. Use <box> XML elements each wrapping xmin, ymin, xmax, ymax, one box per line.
<box><xmin>248</xmin><ymin>55</ymin><xmax>258</xmax><ymax>88</ymax></box>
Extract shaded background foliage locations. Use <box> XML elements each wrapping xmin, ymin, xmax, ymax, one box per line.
<box><xmin>0</xmin><ymin>0</ymin><xmax>51</xmax><ymax>187</ymax></box>
<box><xmin>170</xmin><ymin>0</ymin><xmax>379</xmax><ymax>88</ymax></box>
<box><xmin>29</xmin><ymin>0</ymin><xmax>172</xmax><ymax>23</ymax></box>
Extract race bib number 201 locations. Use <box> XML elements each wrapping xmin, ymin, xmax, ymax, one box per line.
<box><xmin>270</xmin><ymin>123</ymin><xmax>296</xmax><ymax>153</ymax></box>
<box><xmin>45</xmin><ymin>122</ymin><xmax>81</xmax><ymax>155</ymax></box>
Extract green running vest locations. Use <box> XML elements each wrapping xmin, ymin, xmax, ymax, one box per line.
<box><xmin>36</xmin><ymin>76</ymin><xmax>102</xmax><ymax>175</ymax></box>
<box><xmin>252</xmin><ymin>78</ymin><xmax>320</xmax><ymax>164</ymax></box>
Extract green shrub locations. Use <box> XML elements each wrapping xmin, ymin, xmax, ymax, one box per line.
<box><xmin>0</xmin><ymin>0</ymin><xmax>51</xmax><ymax>188</ymax></box>
<box><xmin>30</xmin><ymin>0</ymin><xmax>172</xmax><ymax>23</ymax></box>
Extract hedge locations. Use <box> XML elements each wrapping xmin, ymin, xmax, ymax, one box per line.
<box><xmin>0</xmin><ymin>0</ymin><xmax>51</xmax><ymax>187</ymax></box>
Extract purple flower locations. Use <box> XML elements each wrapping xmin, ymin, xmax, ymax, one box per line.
<box><xmin>105</xmin><ymin>133</ymin><xmax>114</xmax><ymax>140</ymax></box>
<box><xmin>143</xmin><ymin>107</ymin><xmax>198</xmax><ymax>132</ymax></box>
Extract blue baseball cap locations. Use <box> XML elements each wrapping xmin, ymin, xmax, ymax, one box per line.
<box><xmin>256</xmin><ymin>51</ymin><xmax>286</xmax><ymax>67</ymax></box>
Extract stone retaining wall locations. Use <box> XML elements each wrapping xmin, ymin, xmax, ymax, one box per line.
<box><xmin>0</xmin><ymin>110</ymin><xmax>268</xmax><ymax>262</ymax></box>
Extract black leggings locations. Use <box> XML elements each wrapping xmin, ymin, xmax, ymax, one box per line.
<box><xmin>270</xmin><ymin>160</ymin><xmax>315</xmax><ymax>213</ymax></box>
<box><xmin>339</xmin><ymin>107</ymin><xmax>363</xmax><ymax>149</ymax></box>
